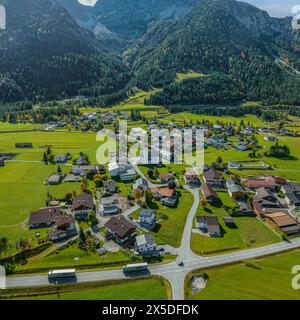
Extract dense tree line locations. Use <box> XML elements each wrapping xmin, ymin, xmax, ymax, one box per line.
<box><xmin>145</xmin><ymin>74</ymin><xmax>244</xmax><ymax>105</ymax></box>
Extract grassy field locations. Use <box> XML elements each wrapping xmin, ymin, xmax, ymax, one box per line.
<box><xmin>148</xmin><ymin>188</ymin><xmax>194</xmax><ymax>247</ymax></box>
<box><xmin>1</xmin><ymin>277</ymin><xmax>170</xmax><ymax>300</ymax></box>
<box><xmin>186</xmin><ymin>249</ymin><xmax>300</xmax><ymax>300</ymax></box>
<box><xmin>0</xmin><ymin>130</ymin><xmax>103</xmax><ymax>248</ymax></box>
<box><xmin>176</xmin><ymin>72</ymin><xmax>208</xmax><ymax>81</ymax></box>
<box><xmin>160</xmin><ymin>113</ymin><xmax>267</xmax><ymax>127</ymax></box>
<box><xmin>15</xmin><ymin>244</ymin><xmax>140</xmax><ymax>274</ymax></box>
<box><xmin>0</xmin><ymin>122</ymin><xmax>44</xmax><ymax>132</ymax></box>
<box><xmin>80</xmin><ymin>89</ymin><xmax>166</xmax><ymax>114</ymax></box>
<box><xmin>191</xmin><ymin>191</ymin><xmax>280</xmax><ymax>255</ymax></box>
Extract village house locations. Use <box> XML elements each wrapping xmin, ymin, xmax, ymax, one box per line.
<box><xmin>196</xmin><ymin>216</ymin><xmax>221</xmax><ymax>237</ymax></box>
<box><xmin>184</xmin><ymin>171</ymin><xmax>201</xmax><ymax>187</ymax></box>
<box><xmin>265</xmin><ymin>212</ymin><xmax>300</xmax><ymax>236</ymax></box>
<box><xmin>203</xmin><ymin>168</ymin><xmax>225</xmax><ymax>188</ymax></box>
<box><xmin>48</xmin><ymin>214</ymin><xmax>77</xmax><ymax>241</ymax></box>
<box><xmin>233</xmin><ymin>201</ymin><xmax>255</xmax><ymax>216</ymax></box>
<box><xmin>244</xmin><ymin>176</ymin><xmax>277</xmax><ymax>190</ymax></box>
<box><xmin>281</xmin><ymin>182</ymin><xmax>300</xmax><ymax>207</ymax></box>
<box><xmin>76</xmin><ymin>155</ymin><xmax>89</xmax><ymax>165</ymax></box>
<box><xmin>101</xmin><ymin>196</ymin><xmax>120</xmax><ymax>215</ymax></box>
<box><xmin>227</xmin><ymin>182</ymin><xmax>246</xmax><ymax>199</ymax></box>
<box><xmin>264</xmin><ymin>134</ymin><xmax>277</xmax><ymax>142</ymax></box>
<box><xmin>56</xmin><ymin>154</ymin><xmax>68</xmax><ymax>163</ymax></box>
<box><xmin>108</xmin><ymin>162</ymin><xmax>136</xmax><ymax>182</ymax></box>
<box><xmin>72</xmin><ymin>165</ymin><xmax>98</xmax><ymax>176</ymax></box>
<box><xmin>105</xmin><ymin>215</ymin><xmax>137</xmax><ymax>244</ymax></box>
<box><xmin>228</xmin><ymin>161</ymin><xmax>242</xmax><ymax>170</ymax></box>
<box><xmin>135</xmin><ymin>234</ymin><xmax>157</xmax><ymax>256</ymax></box>
<box><xmin>151</xmin><ymin>188</ymin><xmax>177</xmax><ymax>207</ymax></box>
<box><xmin>207</xmin><ymin>135</ymin><xmax>225</xmax><ymax>147</ymax></box>
<box><xmin>252</xmin><ymin>187</ymin><xmax>287</xmax><ymax>217</ymax></box>
<box><xmin>72</xmin><ymin>193</ymin><xmax>95</xmax><ymax>220</ymax></box>
<box><xmin>103</xmin><ymin>180</ymin><xmax>118</xmax><ymax>194</ymax></box>
<box><xmin>139</xmin><ymin>209</ymin><xmax>156</xmax><ymax>229</ymax></box>
<box><xmin>29</xmin><ymin>206</ymin><xmax>61</xmax><ymax>229</ymax></box>
<box><xmin>46</xmin><ymin>173</ymin><xmax>65</xmax><ymax>185</ymax></box>
<box><xmin>234</xmin><ymin>142</ymin><xmax>249</xmax><ymax>151</ymax></box>
<box><xmin>133</xmin><ymin>178</ymin><xmax>148</xmax><ymax>193</ymax></box>
<box><xmin>158</xmin><ymin>173</ymin><xmax>174</xmax><ymax>183</ymax></box>
<box><xmin>223</xmin><ymin>216</ymin><xmax>236</xmax><ymax>228</ymax></box>
<box><xmin>201</xmin><ymin>183</ymin><xmax>219</xmax><ymax>204</ymax></box>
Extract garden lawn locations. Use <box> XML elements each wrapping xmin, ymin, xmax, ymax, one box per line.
<box><xmin>2</xmin><ymin>277</ymin><xmax>170</xmax><ymax>300</ymax></box>
<box><xmin>186</xmin><ymin>249</ymin><xmax>300</xmax><ymax>300</ymax></box>
<box><xmin>191</xmin><ymin>191</ymin><xmax>280</xmax><ymax>255</ymax></box>
<box><xmin>149</xmin><ymin>188</ymin><xmax>194</xmax><ymax>247</ymax></box>
<box><xmin>15</xmin><ymin>244</ymin><xmax>139</xmax><ymax>273</ymax></box>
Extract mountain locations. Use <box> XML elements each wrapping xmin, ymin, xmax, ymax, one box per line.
<box><xmin>91</xmin><ymin>0</ymin><xmax>202</xmax><ymax>40</ymax></box>
<box><xmin>56</xmin><ymin>0</ymin><xmax>123</xmax><ymax>49</ymax></box>
<box><xmin>0</xmin><ymin>0</ymin><xmax>130</xmax><ymax>102</ymax></box>
<box><xmin>126</xmin><ymin>0</ymin><xmax>300</xmax><ymax>105</ymax></box>
<box><xmin>1</xmin><ymin>0</ymin><xmax>300</xmax><ymax>105</ymax></box>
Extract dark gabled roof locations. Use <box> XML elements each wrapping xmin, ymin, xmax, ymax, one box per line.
<box><xmin>286</xmin><ymin>192</ymin><xmax>300</xmax><ymax>203</ymax></box>
<box><xmin>151</xmin><ymin>188</ymin><xmax>176</xmax><ymax>198</ymax></box>
<box><xmin>29</xmin><ymin>207</ymin><xmax>61</xmax><ymax>225</ymax></box>
<box><xmin>202</xmin><ymin>184</ymin><xmax>219</xmax><ymax>199</ymax></box>
<box><xmin>283</xmin><ymin>182</ymin><xmax>300</xmax><ymax>193</ymax></box>
<box><xmin>54</xmin><ymin>214</ymin><xmax>75</xmax><ymax>228</ymax></box>
<box><xmin>102</xmin><ymin>196</ymin><xmax>118</xmax><ymax>205</ymax></box>
<box><xmin>255</xmin><ymin>188</ymin><xmax>276</xmax><ymax>201</ymax></box>
<box><xmin>105</xmin><ymin>215</ymin><xmax>136</xmax><ymax>238</ymax></box>
<box><xmin>223</xmin><ymin>216</ymin><xmax>234</xmax><ymax>224</ymax></box>
<box><xmin>197</xmin><ymin>216</ymin><xmax>220</xmax><ymax>233</ymax></box>
<box><xmin>103</xmin><ymin>180</ymin><xmax>117</xmax><ymax>190</ymax></box>
<box><xmin>139</xmin><ymin>209</ymin><xmax>155</xmax><ymax>217</ymax></box>
<box><xmin>204</xmin><ymin>169</ymin><xmax>224</xmax><ymax>182</ymax></box>
<box><xmin>265</xmin><ymin>212</ymin><xmax>297</xmax><ymax>227</ymax></box>
<box><xmin>280</xmin><ymin>225</ymin><xmax>300</xmax><ymax>235</ymax></box>
<box><xmin>72</xmin><ymin>193</ymin><xmax>94</xmax><ymax>210</ymax></box>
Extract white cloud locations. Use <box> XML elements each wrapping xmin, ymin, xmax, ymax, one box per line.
<box><xmin>77</xmin><ymin>0</ymin><xmax>98</xmax><ymax>7</ymax></box>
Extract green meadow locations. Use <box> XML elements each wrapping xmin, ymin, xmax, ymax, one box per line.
<box><xmin>0</xmin><ymin>131</ymin><xmax>101</xmax><ymax>242</ymax></box>
<box><xmin>191</xmin><ymin>191</ymin><xmax>280</xmax><ymax>255</ymax></box>
<box><xmin>0</xmin><ymin>122</ymin><xmax>45</xmax><ymax>132</ymax></box>
<box><xmin>15</xmin><ymin>244</ymin><xmax>139</xmax><ymax>274</ymax></box>
<box><xmin>2</xmin><ymin>277</ymin><xmax>170</xmax><ymax>300</ymax></box>
<box><xmin>148</xmin><ymin>188</ymin><xmax>194</xmax><ymax>247</ymax></box>
<box><xmin>186</xmin><ymin>249</ymin><xmax>300</xmax><ymax>300</ymax></box>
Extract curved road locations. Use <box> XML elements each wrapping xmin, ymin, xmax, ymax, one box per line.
<box><xmin>5</xmin><ymin>179</ymin><xmax>300</xmax><ymax>300</ymax></box>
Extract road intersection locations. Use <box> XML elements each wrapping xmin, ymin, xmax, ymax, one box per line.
<box><xmin>5</xmin><ymin>175</ymin><xmax>300</xmax><ymax>300</ymax></box>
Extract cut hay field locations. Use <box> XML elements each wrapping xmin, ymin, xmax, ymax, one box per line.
<box><xmin>0</xmin><ymin>131</ymin><xmax>101</xmax><ymax>241</ymax></box>
<box><xmin>0</xmin><ymin>122</ymin><xmax>45</xmax><ymax>132</ymax></box>
<box><xmin>186</xmin><ymin>249</ymin><xmax>300</xmax><ymax>300</ymax></box>
<box><xmin>1</xmin><ymin>277</ymin><xmax>170</xmax><ymax>300</ymax></box>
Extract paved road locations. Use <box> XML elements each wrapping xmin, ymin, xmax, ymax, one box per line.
<box><xmin>6</xmin><ymin>238</ymin><xmax>300</xmax><ymax>293</ymax></box>
<box><xmin>5</xmin><ymin>179</ymin><xmax>300</xmax><ymax>300</ymax></box>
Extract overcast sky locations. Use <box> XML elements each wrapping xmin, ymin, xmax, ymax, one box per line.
<box><xmin>244</xmin><ymin>0</ymin><xmax>298</xmax><ymax>17</ymax></box>
<box><xmin>78</xmin><ymin>0</ymin><xmax>297</xmax><ymax>18</ymax></box>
